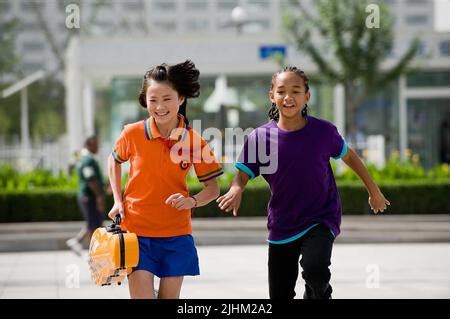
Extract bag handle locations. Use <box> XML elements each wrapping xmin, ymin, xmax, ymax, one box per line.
<box><xmin>114</xmin><ymin>215</ymin><xmax>121</xmax><ymax>226</ymax></box>
<box><xmin>106</xmin><ymin>214</ymin><xmax>123</xmax><ymax>233</ymax></box>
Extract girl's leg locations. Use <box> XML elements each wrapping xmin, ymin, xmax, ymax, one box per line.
<box><xmin>299</xmin><ymin>224</ymin><xmax>334</xmax><ymax>299</ymax></box>
<box><xmin>158</xmin><ymin>276</ymin><xmax>184</xmax><ymax>299</ymax></box>
<box><xmin>128</xmin><ymin>270</ymin><xmax>156</xmax><ymax>299</ymax></box>
<box><xmin>268</xmin><ymin>240</ymin><xmax>302</xmax><ymax>299</ymax></box>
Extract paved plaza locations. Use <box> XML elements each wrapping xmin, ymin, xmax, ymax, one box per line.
<box><xmin>0</xmin><ymin>243</ymin><xmax>448</xmax><ymax>299</ymax></box>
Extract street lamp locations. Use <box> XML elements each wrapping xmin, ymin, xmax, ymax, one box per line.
<box><xmin>219</xmin><ymin>5</ymin><xmax>252</xmax><ymax>35</ymax></box>
<box><xmin>230</xmin><ymin>6</ymin><xmax>248</xmax><ymax>34</ymax></box>
<box><xmin>1</xmin><ymin>70</ymin><xmax>45</xmax><ymax>156</ymax></box>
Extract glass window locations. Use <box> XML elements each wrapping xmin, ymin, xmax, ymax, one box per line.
<box><xmin>217</xmin><ymin>0</ymin><xmax>238</xmax><ymax>11</ymax></box>
<box><xmin>416</xmin><ymin>41</ymin><xmax>427</xmax><ymax>56</ymax></box>
<box><xmin>247</xmin><ymin>0</ymin><xmax>270</xmax><ymax>10</ymax></box>
<box><xmin>1</xmin><ymin>1</ymin><xmax>11</xmax><ymax>11</ymax></box>
<box><xmin>439</xmin><ymin>40</ymin><xmax>450</xmax><ymax>57</ymax></box>
<box><xmin>405</xmin><ymin>14</ymin><xmax>428</xmax><ymax>25</ymax></box>
<box><xmin>123</xmin><ymin>1</ymin><xmax>144</xmax><ymax>11</ymax></box>
<box><xmin>407</xmin><ymin>71</ymin><xmax>450</xmax><ymax>87</ymax></box>
<box><xmin>22</xmin><ymin>62</ymin><xmax>42</xmax><ymax>73</ymax></box>
<box><xmin>186</xmin><ymin>19</ymin><xmax>210</xmax><ymax>31</ymax></box>
<box><xmin>407</xmin><ymin>99</ymin><xmax>450</xmax><ymax>168</ymax></box>
<box><xmin>20</xmin><ymin>1</ymin><xmax>40</xmax><ymax>11</ymax></box>
<box><xmin>21</xmin><ymin>21</ymin><xmax>40</xmax><ymax>31</ymax></box>
<box><xmin>58</xmin><ymin>0</ymin><xmax>73</xmax><ymax>10</ymax></box>
<box><xmin>185</xmin><ymin>1</ymin><xmax>208</xmax><ymax>11</ymax></box>
<box><xmin>153</xmin><ymin>20</ymin><xmax>177</xmax><ymax>32</ymax></box>
<box><xmin>22</xmin><ymin>41</ymin><xmax>44</xmax><ymax>51</ymax></box>
<box><xmin>406</xmin><ymin>0</ymin><xmax>424</xmax><ymax>4</ymax></box>
<box><xmin>248</xmin><ymin>19</ymin><xmax>270</xmax><ymax>31</ymax></box>
<box><xmin>152</xmin><ymin>1</ymin><xmax>177</xmax><ymax>11</ymax></box>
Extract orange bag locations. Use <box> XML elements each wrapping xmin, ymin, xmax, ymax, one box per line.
<box><xmin>88</xmin><ymin>216</ymin><xmax>139</xmax><ymax>286</ymax></box>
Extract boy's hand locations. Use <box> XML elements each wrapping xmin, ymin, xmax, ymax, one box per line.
<box><xmin>368</xmin><ymin>191</ymin><xmax>390</xmax><ymax>214</ymax></box>
<box><xmin>216</xmin><ymin>186</ymin><xmax>243</xmax><ymax>216</ymax></box>
<box><xmin>166</xmin><ymin>193</ymin><xmax>196</xmax><ymax>210</ymax></box>
<box><xmin>108</xmin><ymin>202</ymin><xmax>125</xmax><ymax>221</ymax></box>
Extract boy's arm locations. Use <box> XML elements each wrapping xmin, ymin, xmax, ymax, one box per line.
<box><xmin>216</xmin><ymin>170</ymin><xmax>249</xmax><ymax>216</ymax></box>
<box><xmin>341</xmin><ymin>147</ymin><xmax>390</xmax><ymax>214</ymax></box>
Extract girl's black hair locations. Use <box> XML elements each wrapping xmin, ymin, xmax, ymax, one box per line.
<box><xmin>268</xmin><ymin>66</ymin><xmax>310</xmax><ymax>122</ymax></box>
<box><xmin>138</xmin><ymin>60</ymin><xmax>200</xmax><ymax>126</ymax></box>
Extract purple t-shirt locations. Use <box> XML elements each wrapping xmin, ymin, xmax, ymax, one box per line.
<box><xmin>236</xmin><ymin>116</ymin><xmax>347</xmax><ymax>241</ymax></box>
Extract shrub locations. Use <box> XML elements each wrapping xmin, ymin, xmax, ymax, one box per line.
<box><xmin>0</xmin><ymin>181</ymin><xmax>448</xmax><ymax>222</ymax></box>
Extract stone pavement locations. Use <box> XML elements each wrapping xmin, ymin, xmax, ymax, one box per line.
<box><xmin>0</xmin><ymin>214</ymin><xmax>448</xmax><ymax>252</ymax></box>
<box><xmin>0</xmin><ymin>243</ymin><xmax>448</xmax><ymax>299</ymax></box>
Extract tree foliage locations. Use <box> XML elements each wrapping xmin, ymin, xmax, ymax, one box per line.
<box><xmin>0</xmin><ymin>2</ymin><xmax>19</xmax><ymax>79</ymax></box>
<box><xmin>283</xmin><ymin>0</ymin><xmax>419</xmax><ymax>133</ymax></box>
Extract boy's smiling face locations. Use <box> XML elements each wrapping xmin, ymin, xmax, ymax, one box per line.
<box><xmin>269</xmin><ymin>71</ymin><xmax>310</xmax><ymax>120</ymax></box>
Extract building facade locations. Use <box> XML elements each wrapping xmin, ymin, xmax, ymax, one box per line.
<box><xmin>1</xmin><ymin>0</ymin><xmax>449</xmax><ymax>170</ymax></box>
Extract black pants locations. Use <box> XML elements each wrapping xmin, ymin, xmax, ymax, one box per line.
<box><xmin>268</xmin><ymin>224</ymin><xmax>334</xmax><ymax>299</ymax></box>
<box><xmin>77</xmin><ymin>195</ymin><xmax>103</xmax><ymax>231</ymax></box>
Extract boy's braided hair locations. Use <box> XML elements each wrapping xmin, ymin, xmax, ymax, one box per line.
<box><xmin>268</xmin><ymin>66</ymin><xmax>309</xmax><ymax>122</ymax></box>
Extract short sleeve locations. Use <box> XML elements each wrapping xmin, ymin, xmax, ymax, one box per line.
<box><xmin>112</xmin><ymin>128</ymin><xmax>130</xmax><ymax>164</ymax></box>
<box><xmin>82</xmin><ymin>165</ymin><xmax>95</xmax><ymax>179</ymax></box>
<box><xmin>193</xmin><ymin>137</ymin><xmax>224</xmax><ymax>183</ymax></box>
<box><xmin>329</xmin><ymin>125</ymin><xmax>348</xmax><ymax>160</ymax></box>
<box><xmin>235</xmin><ymin>130</ymin><xmax>260</xmax><ymax>179</ymax></box>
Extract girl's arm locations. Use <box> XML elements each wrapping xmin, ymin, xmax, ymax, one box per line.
<box><xmin>107</xmin><ymin>154</ymin><xmax>125</xmax><ymax>220</ymax></box>
<box><xmin>341</xmin><ymin>147</ymin><xmax>390</xmax><ymax>213</ymax></box>
<box><xmin>166</xmin><ymin>178</ymin><xmax>220</xmax><ymax>210</ymax></box>
<box><xmin>216</xmin><ymin>170</ymin><xmax>250</xmax><ymax>216</ymax></box>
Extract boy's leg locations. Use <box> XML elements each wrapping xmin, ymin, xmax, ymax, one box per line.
<box><xmin>299</xmin><ymin>224</ymin><xmax>334</xmax><ymax>299</ymax></box>
<box><xmin>268</xmin><ymin>239</ymin><xmax>302</xmax><ymax>299</ymax></box>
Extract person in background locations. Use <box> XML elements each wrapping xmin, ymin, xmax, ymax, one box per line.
<box><xmin>66</xmin><ymin>136</ymin><xmax>105</xmax><ymax>256</ymax></box>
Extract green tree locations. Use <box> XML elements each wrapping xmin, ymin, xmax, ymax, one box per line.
<box><xmin>0</xmin><ymin>109</ymin><xmax>12</xmax><ymax>135</ymax></box>
<box><xmin>283</xmin><ymin>0</ymin><xmax>419</xmax><ymax>134</ymax></box>
<box><xmin>0</xmin><ymin>2</ymin><xmax>19</xmax><ymax>80</ymax></box>
<box><xmin>29</xmin><ymin>79</ymin><xmax>66</xmax><ymax>142</ymax></box>
<box><xmin>0</xmin><ymin>78</ymin><xmax>65</xmax><ymax>142</ymax></box>
<box><xmin>0</xmin><ymin>3</ymin><xmax>19</xmax><ymax>142</ymax></box>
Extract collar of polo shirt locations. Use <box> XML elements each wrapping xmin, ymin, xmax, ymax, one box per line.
<box><xmin>144</xmin><ymin>114</ymin><xmax>189</xmax><ymax>142</ymax></box>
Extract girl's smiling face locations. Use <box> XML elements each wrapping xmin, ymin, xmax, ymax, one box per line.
<box><xmin>146</xmin><ymin>80</ymin><xmax>185</xmax><ymax>126</ymax></box>
<box><xmin>269</xmin><ymin>71</ymin><xmax>310</xmax><ymax>120</ymax></box>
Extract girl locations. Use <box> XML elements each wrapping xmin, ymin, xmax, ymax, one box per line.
<box><xmin>108</xmin><ymin>60</ymin><xmax>223</xmax><ymax>299</ymax></box>
<box><xmin>217</xmin><ymin>66</ymin><xmax>390</xmax><ymax>299</ymax></box>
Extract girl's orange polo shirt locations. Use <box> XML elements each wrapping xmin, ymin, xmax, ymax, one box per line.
<box><xmin>112</xmin><ymin>115</ymin><xmax>223</xmax><ymax>237</ymax></box>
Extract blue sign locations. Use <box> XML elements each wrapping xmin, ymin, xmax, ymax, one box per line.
<box><xmin>259</xmin><ymin>45</ymin><xmax>286</xmax><ymax>60</ymax></box>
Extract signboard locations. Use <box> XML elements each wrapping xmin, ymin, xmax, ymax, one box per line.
<box><xmin>259</xmin><ymin>45</ymin><xmax>286</xmax><ymax>60</ymax></box>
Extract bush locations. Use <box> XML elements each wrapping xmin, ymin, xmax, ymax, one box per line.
<box><xmin>0</xmin><ymin>161</ymin><xmax>448</xmax><ymax>222</ymax></box>
<box><xmin>0</xmin><ymin>164</ymin><xmax>78</xmax><ymax>191</ymax></box>
<box><xmin>0</xmin><ymin>181</ymin><xmax>448</xmax><ymax>223</ymax></box>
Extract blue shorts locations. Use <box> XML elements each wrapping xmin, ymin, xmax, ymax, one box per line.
<box><xmin>132</xmin><ymin>234</ymin><xmax>200</xmax><ymax>278</ymax></box>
